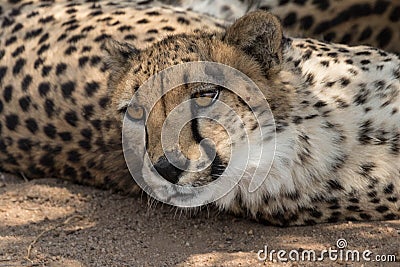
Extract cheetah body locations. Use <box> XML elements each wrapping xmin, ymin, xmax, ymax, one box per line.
<box><xmin>0</xmin><ymin>1</ymin><xmax>399</xmax><ymax>225</ymax></box>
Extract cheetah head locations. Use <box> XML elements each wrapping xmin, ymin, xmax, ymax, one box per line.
<box><xmin>104</xmin><ymin>11</ymin><xmax>290</xmax><ymax>209</ymax></box>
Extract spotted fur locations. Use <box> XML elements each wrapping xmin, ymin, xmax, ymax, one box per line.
<box><xmin>169</xmin><ymin>0</ymin><xmax>400</xmax><ymax>54</ymax></box>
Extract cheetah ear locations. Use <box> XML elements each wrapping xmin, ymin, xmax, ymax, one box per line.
<box><xmin>224</xmin><ymin>11</ymin><xmax>284</xmax><ymax>76</ymax></box>
<box><xmin>103</xmin><ymin>39</ymin><xmax>140</xmax><ymax>90</ymax></box>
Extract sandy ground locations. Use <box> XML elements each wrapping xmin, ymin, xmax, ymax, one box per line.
<box><xmin>0</xmin><ymin>177</ymin><xmax>399</xmax><ymax>267</ymax></box>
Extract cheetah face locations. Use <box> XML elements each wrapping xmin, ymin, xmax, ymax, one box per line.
<box><xmin>105</xmin><ymin>12</ymin><xmax>286</xmax><ymax>206</ymax></box>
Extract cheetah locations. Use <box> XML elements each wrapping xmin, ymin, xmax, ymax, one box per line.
<box><xmin>0</xmin><ymin>1</ymin><xmax>399</xmax><ymax>226</ymax></box>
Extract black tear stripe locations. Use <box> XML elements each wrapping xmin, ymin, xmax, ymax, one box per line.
<box><xmin>191</xmin><ymin>118</ymin><xmax>226</xmax><ymax>181</ymax></box>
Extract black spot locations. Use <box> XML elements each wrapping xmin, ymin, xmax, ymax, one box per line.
<box><xmin>383</xmin><ymin>183</ymin><xmax>394</xmax><ymax>194</ymax></box>
<box><xmin>348</xmin><ymin>198</ymin><xmax>359</xmax><ymax>203</ymax></box>
<box><xmin>79</xmin><ymin>56</ymin><xmax>89</xmax><ymax>68</ymax></box>
<box><xmin>91</xmin><ymin>120</ymin><xmax>102</xmax><ymax>131</ymax></box>
<box><xmin>57</xmin><ymin>33</ymin><xmax>68</xmax><ymax>42</ymax></box>
<box><xmin>340</xmin><ymin>33</ymin><xmax>352</xmax><ymax>44</ymax></box>
<box><xmin>65</xmin><ymin>111</ymin><xmax>78</xmax><ymax>127</ymax></box>
<box><xmin>81</xmin><ymin>46</ymin><xmax>92</xmax><ymax>53</ymax></box>
<box><xmin>294</xmin><ymin>0</ymin><xmax>307</xmax><ymax>5</ymax></box>
<box><xmin>94</xmin><ymin>34</ymin><xmax>111</xmax><ymax>42</ymax></box>
<box><xmin>39</xmin><ymin>15</ymin><xmax>54</xmax><ymax>24</ymax></box>
<box><xmin>25</xmin><ymin>118</ymin><xmax>38</xmax><ymax>133</ymax></box>
<box><xmin>375</xmin><ymin>205</ymin><xmax>389</xmax><ymax>213</ymax></box>
<box><xmin>323</xmin><ymin>32</ymin><xmax>336</xmax><ymax>42</ymax></box>
<box><xmin>147</xmin><ymin>29</ymin><xmax>158</xmax><ymax>34</ymax></box>
<box><xmin>61</xmin><ymin>19</ymin><xmax>78</xmax><ymax>27</ymax></box>
<box><xmin>359</xmin><ymin>27</ymin><xmax>372</xmax><ymax>41</ymax></box>
<box><xmin>61</xmin><ymin>81</ymin><xmax>75</xmax><ymax>98</ymax></box>
<box><xmin>27</xmin><ymin>11</ymin><xmax>39</xmax><ymax>18</ymax></box>
<box><xmin>41</xmin><ymin>65</ymin><xmax>52</xmax><ymax>77</ymax></box>
<box><xmin>359</xmin><ymin>213</ymin><xmax>372</xmax><ymax>220</ymax></box>
<box><xmin>359</xmin><ymin>162</ymin><xmax>376</xmax><ymax>177</ymax></box>
<box><xmin>11</xmin><ymin>45</ymin><xmax>25</xmax><ymax>57</ymax></box>
<box><xmin>327</xmin><ymin>179</ymin><xmax>344</xmax><ymax>190</ymax></box>
<box><xmin>360</xmin><ymin>59</ymin><xmax>371</xmax><ymax>65</ymax></box>
<box><xmin>28</xmin><ymin>165</ymin><xmax>45</xmax><ymax>177</ymax></box>
<box><xmin>38</xmin><ymin>82</ymin><xmax>50</xmax><ymax>97</ymax></box>
<box><xmin>384</xmin><ymin>214</ymin><xmax>397</xmax><ymax>220</ymax></box>
<box><xmin>2</xmin><ymin>16</ymin><xmax>15</xmax><ymax>28</ymax></box>
<box><xmin>177</xmin><ymin>17</ymin><xmax>190</xmax><ymax>25</ymax></box>
<box><xmin>55</xmin><ymin>63</ymin><xmax>67</xmax><ymax>76</ymax></box>
<box><xmin>59</xmin><ymin>132</ymin><xmax>72</xmax><ymax>141</ymax></box>
<box><xmin>85</xmin><ymin>82</ymin><xmax>99</xmax><ymax>96</ymax></box>
<box><xmin>68</xmin><ymin>34</ymin><xmax>86</xmax><ymax>43</ymax></box>
<box><xmin>162</xmin><ymin>26</ymin><xmax>175</xmax><ymax>32</ymax></box>
<box><xmin>19</xmin><ymin>96</ymin><xmax>31</xmax><ymax>112</ymax></box>
<box><xmin>99</xmin><ymin>97</ymin><xmax>109</xmax><ymax>109</ymax></box>
<box><xmin>124</xmin><ymin>34</ymin><xmax>137</xmax><ymax>41</ymax></box>
<box><xmin>34</xmin><ymin>58</ymin><xmax>44</xmax><ymax>69</ymax></box>
<box><xmin>81</xmin><ymin>26</ymin><xmax>95</xmax><ymax>33</ymax></box>
<box><xmin>67</xmin><ymin>150</ymin><xmax>81</xmax><ymax>162</ymax></box>
<box><xmin>0</xmin><ymin>66</ymin><xmax>7</xmax><ymax>84</ymax></box>
<box><xmin>118</xmin><ymin>25</ymin><xmax>132</xmax><ymax>32</ymax></box>
<box><xmin>24</xmin><ymin>28</ymin><xmax>43</xmax><ymax>40</ymax></box>
<box><xmin>13</xmin><ymin>58</ymin><xmax>26</xmax><ymax>75</ymax></box>
<box><xmin>6</xmin><ymin>114</ymin><xmax>19</xmax><ymax>130</ymax></box>
<box><xmin>65</xmin><ymin>46</ymin><xmax>77</xmax><ymax>55</ymax></box>
<box><xmin>327</xmin><ymin>212</ymin><xmax>341</xmax><ymax>223</ymax></box>
<box><xmin>313</xmin><ymin>100</ymin><xmax>327</xmax><ymax>108</ymax></box>
<box><xmin>302</xmin><ymin>49</ymin><xmax>312</xmax><ymax>60</ymax></box>
<box><xmin>37</xmin><ymin>44</ymin><xmax>51</xmax><ymax>57</ymax></box>
<box><xmin>376</xmin><ymin>27</ymin><xmax>392</xmax><ymax>47</ymax></box>
<box><xmin>137</xmin><ymin>18</ymin><xmax>149</xmax><ymax>24</ymax></box>
<box><xmin>90</xmin><ymin>56</ymin><xmax>101</xmax><ymax>66</ymax></box>
<box><xmin>89</xmin><ymin>10</ymin><xmax>103</xmax><ymax>17</ymax></box>
<box><xmin>309</xmin><ymin>209</ymin><xmax>323</xmax><ymax>218</ymax></box>
<box><xmin>44</xmin><ymin>99</ymin><xmax>55</xmax><ymax>117</ymax></box>
<box><xmin>11</xmin><ymin>23</ymin><xmax>23</xmax><ymax>33</ymax></box>
<box><xmin>66</xmin><ymin>8</ymin><xmax>78</xmax><ymax>14</ymax></box>
<box><xmin>373</xmin><ymin>0</ymin><xmax>389</xmax><ymax>14</ymax></box>
<box><xmin>389</xmin><ymin>6</ymin><xmax>400</xmax><ymax>22</ymax></box>
<box><xmin>340</xmin><ymin>78</ymin><xmax>350</xmax><ymax>87</ymax></box>
<box><xmin>81</xmin><ymin>128</ymin><xmax>92</xmax><ymax>140</ymax></box>
<box><xmin>320</xmin><ymin>60</ymin><xmax>329</xmax><ymax>67</ymax></box>
<box><xmin>283</xmin><ymin>12</ymin><xmax>297</xmax><ymax>27</ymax></box>
<box><xmin>17</xmin><ymin>138</ymin><xmax>32</xmax><ymax>151</ymax></box>
<box><xmin>3</xmin><ymin>85</ymin><xmax>13</xmax><ymax>102</ymax></box>
<box><xmin>21</xmin><ymin>75</ymin><xmax>32</xmax><ymax>91</ymax></box>
<box><xmin>144</xmin><ymin>37</ymin><xmax>155</xmax><ymax>42</ymax></box>
<box><xmin>327</xmin><ymin>52</ymin><xmax>338</xmax><ymax>58</ymax></box>
<box><xmin>83</xmin><ymin>105</ymin><xmax>94</xmax><ymax>120</ymax></box>
<box><xmin>292</xmin><ymin>116</ymin><xmax>303</xmax><ymax>124</ymax></box>
<box><xmin>358</xmin><ymin>119</ymin><xmax>373</xmax><ymax>144</ymax></box>
<box><xmin>79</xmin><ymin>140</ymin><xmax>92</xmax><ymax>150</ymax></box>
<box><xmin>43</xmin><ymin>124</ymin><xmax>57</xmax><ymax>139</ymax></box>
<box><xmin>64</xmin><ymin>165</ymin><xmax>77</xmax><ymax>179</ymax></box>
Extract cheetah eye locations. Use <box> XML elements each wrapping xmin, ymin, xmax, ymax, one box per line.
<box><xmin>125</xmin><ymin>104</ymin><xmax>145</xmax><ymax>121</ymax></box>
<box><xmin>192</xmin><ymin>88</ymin><xmax>220</xmax><ymax>107</ymax></box>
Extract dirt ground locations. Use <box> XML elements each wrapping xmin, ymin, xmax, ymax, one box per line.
<box><xmin>0</xmin><ymin>177</ymin><xmax>399</xmax><ymax>267</ymax></box>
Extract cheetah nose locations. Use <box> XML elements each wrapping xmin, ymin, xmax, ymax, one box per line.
<box><xmin>153</xmin><ymin>155</ymin><xmax>183</xmax><ymax>184</ymax></box>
